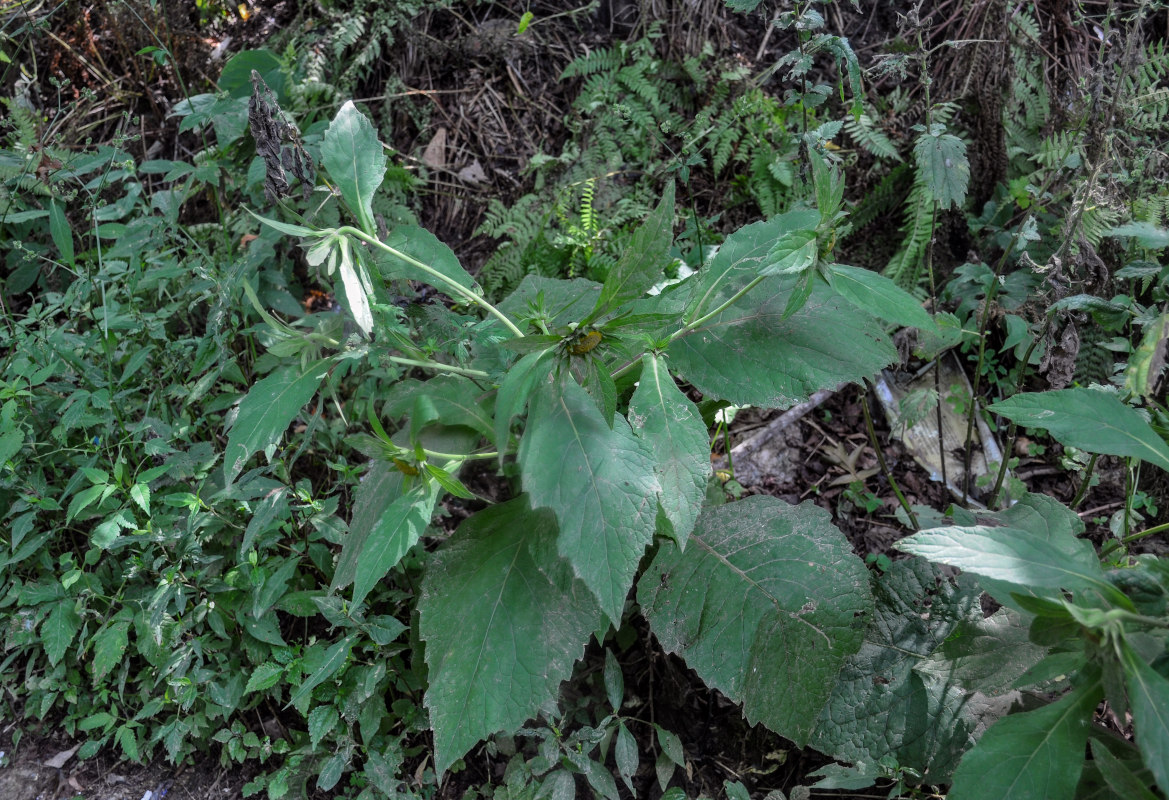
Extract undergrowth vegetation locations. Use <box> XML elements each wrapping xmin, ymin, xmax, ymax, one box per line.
<box><xmin>2</xmin><ymin>1</ymin><xmax>1169</xmax><ymax>799</ymax></box>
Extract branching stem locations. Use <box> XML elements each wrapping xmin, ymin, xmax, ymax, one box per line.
<box><xmin>339</xmin><ymin>226</ymin><xmax>525</xmax><ymax>338</ymax></box>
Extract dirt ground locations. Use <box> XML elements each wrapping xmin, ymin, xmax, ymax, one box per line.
<box><xmin>0</xmin><ymin>724</ymin><xmax>255</xmax><ymax>800</ymax></box>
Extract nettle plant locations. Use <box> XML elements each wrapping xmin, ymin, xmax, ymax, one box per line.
<box><xmin>237</xmin><ymin>99</ymin><xmax>1169</xmax><ymax>798</ymax></box>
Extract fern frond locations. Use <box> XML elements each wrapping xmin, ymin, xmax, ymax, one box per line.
<box><xmin>1132</xmin><ymin>192</ymin><xmax>1169</xmax><ymax>226</ymax></box>
<box><xmin>844</xmin><ymin>114</ymin><xmax>901</xmax><ymax>161</ymax></box>
<box><xmin>884</xmin><ymin>176</ymin><xmax>933</xmax><ymax>289</ymax></box>
<box><xmin>1078</xmin><ymin>202</ymin><xmax>1122</xmax><ymax>249</ymax></box>
<box><xmin>711</xmin><ymin>125</ymin><xmax>742</xmax><ymax>174</ymax></box>
<box><xmin>1</xmin><ymin>99</ymin><xmax>40</xmax><ymax>152</ymax></box>
<box><xmin>331</xmin><ymin>15</ymin><xmax>367</xmax><ymax>60</ymax></box>
<box><xmin>562</xmin><ymin>46</ymin><xmax>625</xmax><ymax>79</ymax></box>
<box><xmin>1033</xmin><ymin>129</ymin><xmax>1084</xmax><ymax>170</ymax></box>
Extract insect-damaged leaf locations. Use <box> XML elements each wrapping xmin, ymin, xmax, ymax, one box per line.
<box><xmin>420</xmin><ymin>498</ymin><xmax>603</xmax><ymax>774</ymax></box>
<box><xmin>519</xmin><ymin>376</ymin><xmax>660</xmax><ymax>623</ymax></box>
<box><xmin>628</xmin><ymin>354</ymin><xmax>709</xmax><ymax>548</ymax></box>
<box><xmin>638</xmin><ymin>496</ymin><xmax>872</xmax><ymax>746</ymax></box>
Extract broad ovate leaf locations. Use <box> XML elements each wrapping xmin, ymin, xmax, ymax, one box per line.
<box><xmin>378</xmin><ymin>224</ymin><xmax>475</xmax><ymax>292</ymax></box>
<box><xmin>913</xmin><ymin>125</ymin><xmax>969</xmax><ymax>210</ymax></box>
<box><xmin>946</xmin><ymin>679</ymin><xmax>1101</xmax><ymax>800</ymax></box>
<box><xmin>321</xmin><ymin>101</ymin><xmax>386</xmax><ymax>234</ymax></box>
<box><xmin>912</xmin><ymin>605</ymin><xmax>1047</xmax><ymax>696</ymax></box>
<box><xmin>669</xmin><ymin>273</ymin><xmax>896</xmax><ymax>408</ymax></box>
<box><xmin>896</xmin><ymin>524</ymin><xmax>1110</xmax><ymax>604</ymax></box>
<box><xmin>518</xmin><ymin>376</ymin><xmax>661</xmax><ymax>624</ymax></box>
<box><xmin>223</xmin><ymin>358</ymin><xmax>332</xmax><ymax>485</ymax></box>
<box><xmin>812</xmin><ymin>558</ymin><xmax>1024</xmax><ymax>779</ymax></box>
<box><xmin>627</xmin><ymin>354</ymin><xmax>710</xmax><ymax>548</ymax></box>
<box><xmin>382</xmin><ymin>375</ymin><xmax>495</xmax><ymax>442</ymax></box>
<box><xmin>685</xmin><ymin>210</ymin><xmax>820</xmax><ymax>319</ymax></box>
<box><xmin>331</xmin><ymin>428</ymin><xmax>478</xmax><ymax>603</ymax></box>
<box><xmin>348</xmin><ymin>481</ymin><xmax>441</xmax><ymax>607</ymax></box>
<box><xmin>498</xmin><ymin>275</ymin><xmax>602</xmax><ymax>329</ymax></box>
<box><xmin>41</xmin><ymin>599</ymin><xmax>81</xmax><ymax>667</ymax></box>
<box><xmin>420</xmin><ymin>498</ymin><xmax>603</xmax><ymax>774</ymax></box>
<box><xmin>989</xmin><ymin>388</ymin><xmax>1169</xmax><ymax>473</ymax></box>
<box><xmin>762</xmin><ymin>229</ymin><xmax>818</xmax><ymax>276</ymax></box>
<box><xmin>494</xmin><ymin>349</ymin><xmax>555</xmax><ymax>457</ymax></box>
<box><xmin>638</xmin><ymin>496</ymin><xmax>872</xmax><ymax>746</ymax></box>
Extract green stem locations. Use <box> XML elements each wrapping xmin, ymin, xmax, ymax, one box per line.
<box><xmin>423</xmin><ymin>449</ymin><xmax>498</xmax><ymax>461</ymax></box>
<box><xmin>1070</xmin><ymin>453</ymin><xmax>1099</xmax><ymax>510</ymax></box>
<box><xmin>387</xmin><ymin>356</ymin><xmax>488</xmax><ymax>379</ymax></box>
<box><xmin>988</xmin><ymin>315</ymin><xmax>1051</xmax><ymax>507</ymax></box>
<box><xmin>338</xmin><ymin>226</ymin><xmax>525</xmax><ymax>338</ymax></box>
<box><xmin>988</xmin><ymin>421</ymin><xmax>1016</xmax><ymax>510</ymax></box>
<box><xmin>670</xmin><ymin>274</ymin><xmax>768</xmax><ymax>343</ymax></box>
<box><xmin>862</xmin><ymin>382</ymin><xmax>919</xmax><ymax>531</ymax></box>
<box><xmin>1099</xmin><ymin>520</ymin><xmax>1169</xmax><ymax>560</ymax></box>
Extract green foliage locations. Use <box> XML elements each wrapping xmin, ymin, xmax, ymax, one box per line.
<box><xmin>898</xmin><ymin>488</ymin><xmax>1169</xmax><ymax>799</ymax></box>
<box><xmin>237</xmin><ymin>101</ymin><xmax>912</xmax><ymax>787</ymax></box>
<box><xmin>477</xmin><ymin>33</ymin><xmax>811</xmax><ymax>297</ymax></box>
<box><xmin>4</xmin><ymin>2</ymin><xmax>1169</xmax><ymax>799</ymax></box>
<box><xmin>639</xmin><ymin>497</ymin><xmax>873</xmax><ymax>746</ymax></box>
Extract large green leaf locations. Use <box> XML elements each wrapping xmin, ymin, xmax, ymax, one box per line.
<box><xmin>896</xmin><ymin>525</ymin><xmax>1111</xmax><ymax>602</ymax></box>
<box><xmin>1087</xmin><ymin>739</ymin><xmax>1161</xmax><ymax>800</ymax></box>
<box><xmin>921</xmin><ymin>493</ymin><xmax>1088</xmax><ymax>614</ymax></box>
<box><xmin>946</xmin><ymin>679</ymin><xmax>1101</xmax><ymax>800</ymax></box>
<box><xmin>913</xmin><ymin>606</ymin><xmax>1047</xmax><ymax>696</ymax></box>
<box><xmin>331</xmin><ymin>460</ymin><xmax>404</xmax><ymax>596</ymax></box>
<box><xmin>1120</xmin><ymin>642</ymin><xmax>1169</xmax><ymax>794</ymax></box>
<box><xmin>494</xmin><ymin>349</ymin><xmax>556</xmax><ymax>457</ymax></box>
<box><xmin>811</xmin><ymin>558</ymin><xmax>1023</xmax><ymax>778</ymax></box>
<box><xmin>668</xmin><ymin>213</ymin><xmax>894</xmax><ymax>407</ymax></box>
<box><xmin>826</xmin><ymin>263</ymin><xmax>936</xmax><ymax>330</ymax></box>
<box><xmin>41</xmin><ymin>599</ymin><xmax>81</xmax><ymax>667</ymax></box>
<box><xmin>668</xmin><ymin>274</ymin><xmax>896</xmax><ymax>408</ymax></box>
<box><xmin>91</xmin><ymin>616</ymin><xmax>131</xmax><ymax>683</ymax></box>
<box><xmin>914</xmin><ymin>126</ymin><xmax>969</xmax><ymax>210</ymax></box>
<box><xmin>382</xmin><ymin>375</ymin><xmax>495</xmax><ymax>442</ymax></box>
<box><xmin>223</xmin><ymin>358</ymin><xmax>332</xmax><ymax>485</ymax></box>
<box><xmin>420</xmin><ymin>498</ymin><xmax>603</xmax><ymax>774</ymax></box>
<box><xmin>348</xmin><ymin>481</ymin><xmax>440</xmax><ymax>607</ymax></box>
<box><xmin>519</xmin><ymin>376</ymin><xmax>661</xmax><ymax>623</ymax></box>
<box><xmin>762</xmin><ymin>229</ymin><xmax>818</xmax><ymax>276</ymax></box>
<box><xmin>321</xmin><ymin>101</ymin><xmax>386</xmax><ymax>235</ymax></box>
<box><xmin>287</xmin><ymin>633</ymin><xmax>359</xmax><ymax>712</ymax></box>
<box><xmin>989</xmin><ymin>389</ymin><xmax>1169</xmax><ymax>473</ymax></box>
<box><xmin>378</xmin><ymin>224</ymin><xmax>475</xmax><ymax>291</ymax></box>
<box><xmin>684</xmin><ymin>211</ymin><xmax>820</xmax><ymax>318</ymax></box>
<box><xmin>592</xmin><ymin>180</ymin><xmax>675</xmax><ymax>317</ymax></box>
<box><xmin>628</xmin><ymin>354</ymin><xmax>710</xmax><ymax>548</ymax></box>
<box><xmin>498</xmin><ymin>275</ymin><xmax>602</xmax><ymax>329</ymax></box>
<box><xmin>638</xmin><ymin>496</ymin><xmax>872</xmax><ymax>746</ymax></box>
